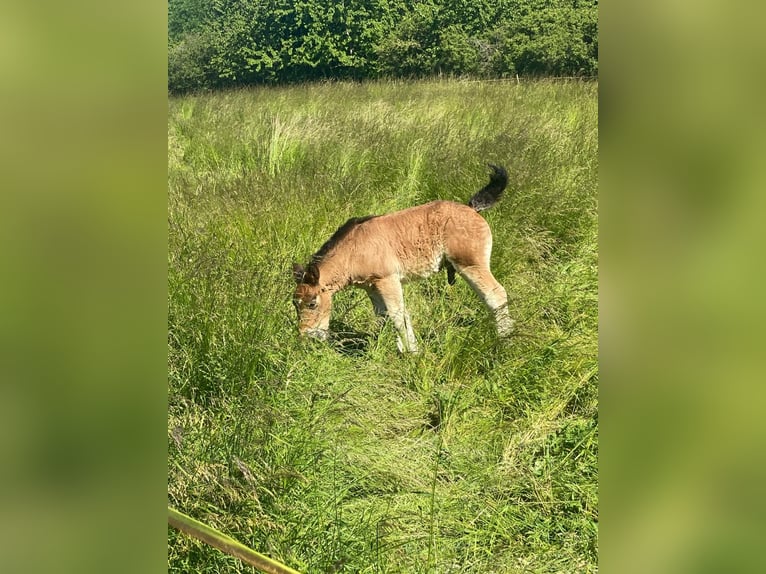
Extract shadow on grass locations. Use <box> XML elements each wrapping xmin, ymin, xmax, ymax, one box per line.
<box><xmin>329</xmin><ymin>320</ymin><xmax>373</xmax><ymax>357</ymax></box>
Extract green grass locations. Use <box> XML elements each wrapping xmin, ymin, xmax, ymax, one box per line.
<box><xmin>168</xmin><ymin>79</ymin><xmax>598</xmax><ymax>573</ymax></box>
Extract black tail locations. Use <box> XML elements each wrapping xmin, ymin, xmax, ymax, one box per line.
<box><xmin>467</xmin><ymin>164</ymin><xmax>508</xmax><ymax>212</ymax></box>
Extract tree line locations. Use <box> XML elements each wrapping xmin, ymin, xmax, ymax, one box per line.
<box><xmin>169</xmin><ymin>0</ymin><xmax>598</xmax><ymax>92</ymax></box>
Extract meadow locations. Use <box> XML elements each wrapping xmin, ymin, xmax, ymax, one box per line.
<box><xmin>168</xmin><ymin>79</ymin><xmax>598</xmax><ymax>573</ymax></box>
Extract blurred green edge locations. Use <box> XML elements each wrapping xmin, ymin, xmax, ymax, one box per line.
<box><xmin>168</xmin><ymin>507</ymin><xmax>303</xmax><ymax>574</ymax></box>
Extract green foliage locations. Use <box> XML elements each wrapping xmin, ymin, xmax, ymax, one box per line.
<box><xmin>436</xmin><ymin>26</ymin><xmax>481</xmax><ymax>75</ymax></box>
<box><xmin>168</xmin><ymin>31</ymin><xmax>218</xmax><ymax>93</ymax></box>
<box><xmin>169</xmin><ymin>0</ymin><xmax>214</xmax><ymax>40</ymax></box>
<box><xmin>375</xmin><ymin>1</ymin><xmax>441</xmax><ymax>77</ymax></box>
<box><xmin>167</xmin><ymin>0</ymin><xmax>598</xmax><ymax>91</ymax></box>
<box><xmin>168</xmin><ymin>79</ymin><xmax>598</xmax><ymax>572</ymax></box>
<box><xmin>501</xmin><ymin>0</ymin><xmax>599</xmax><ymax>76</ymax></box>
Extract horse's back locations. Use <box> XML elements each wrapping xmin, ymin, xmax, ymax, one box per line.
<box><xmin>375</xmin><ymin>200</ymin><xmax>485</xmax><ymax>235</ymax></box>
<box><xmin>361</xmin><ymin>200</ymin><xmax>491</xmax><ymax>278</ymax></box>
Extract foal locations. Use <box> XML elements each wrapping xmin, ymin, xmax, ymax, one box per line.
<box><xmin>292</xmin><ymin>164</ymin><xmax>513</xmax><ymax>353</ymax></box>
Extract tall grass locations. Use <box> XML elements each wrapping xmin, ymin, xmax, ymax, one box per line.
<box><xmin>168</xmin><ymin>79</ymin><xmax>598</xmax><ymax>573</ymax></box>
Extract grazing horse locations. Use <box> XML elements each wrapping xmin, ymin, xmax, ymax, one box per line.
<box><xmin>292</xmin><ymin>164</ymin><xmax>513</xmax><ymax>353</ymax></box>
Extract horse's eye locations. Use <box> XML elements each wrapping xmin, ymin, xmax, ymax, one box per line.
<box><xmin>307</xmin><ymin>300</ymin><xmax>318</xmax><ymax>310</ymax></box>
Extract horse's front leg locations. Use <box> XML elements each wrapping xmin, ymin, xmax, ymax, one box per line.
<box><xmin>373</xmin><ymin>277</ymin><xmax>419</xmax><ymax>353</ymax></box>
<box><xmin>365</xmin><ymin>286</ymin><xmax>388</xmax><ymax>326</ymax></box>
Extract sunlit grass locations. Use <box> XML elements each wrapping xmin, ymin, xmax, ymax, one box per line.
<box><xmin>168</xmin><ymin>78</ymin><xmax>597</xmax><ymax>573</ymax></box>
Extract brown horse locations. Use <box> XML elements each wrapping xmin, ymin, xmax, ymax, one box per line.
<box><xmin>292</xmin><ymin>164</ymin><xmax>513</xmax><ymax>352</ymax></box>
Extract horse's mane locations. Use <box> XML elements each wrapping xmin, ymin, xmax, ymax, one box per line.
<box><xmin>311</xmin><ymin>215</ymin><xmax>377</xmax><ymax>263</ymax></box>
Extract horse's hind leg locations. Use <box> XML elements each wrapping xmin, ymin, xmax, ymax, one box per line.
<box><xmin>453</xmin><ymin>264</ymin><xmax>514</xmax><ymax>337</ymax></box>
<box><xmin>373</xmin><ymin>277</ymin><xmax>419</xmax><ymax>353</ymax></box>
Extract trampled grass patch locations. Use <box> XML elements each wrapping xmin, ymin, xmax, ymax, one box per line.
<box><xmin>168</xmin><ymin>79</ymin><xmax>597</xmax><ymax>573</ymax></box>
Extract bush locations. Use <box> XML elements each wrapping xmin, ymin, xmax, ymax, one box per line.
<box><xmin>500</xmin><ymin>1</ymin><xmax>598</xmax><ymax>76</ymax></box>
<box><xmin>374</xmin><ymin>2</ymin><xmax>441</xmax><ymax>77</ymax></box>
<box><xmin>168</xmin><ymin>32</ymin><xmax>217</xmax><ymax>94</ymax></box>
<box><xmin>168</xmin><ymin>0</ymin><xmax>598</xmax><ymax>88</ymax></box>
<box><xmin>436</xmin><ymin>26</ymin><xmax>481</xmax><ymax>75</ymax></box>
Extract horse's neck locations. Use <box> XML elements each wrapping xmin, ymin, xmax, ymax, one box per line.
<box><xmin>316</xmin><ymin>255</ymin><xmax>350</xmax><ymax>294</ymax></box>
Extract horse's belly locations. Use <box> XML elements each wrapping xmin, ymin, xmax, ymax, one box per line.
<box><xmin>399</xmin><ymin>250</ymin><xmax>443</xmax><ymax>281</ymax></box>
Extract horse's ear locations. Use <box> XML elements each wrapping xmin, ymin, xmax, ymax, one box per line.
<box><xmin>304</xmin><ymin>263</ymin><xmax>320</xmax><ymax>285</ymax></box>
<box><xmin>292</xmin><ymin>263</ymin><xmax>305</xmax><ymax>283</ymax></box>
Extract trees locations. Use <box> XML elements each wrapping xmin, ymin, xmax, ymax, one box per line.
<box><xmin>500</xmin><ymin>0</ymin><xmax>598</xmax><ymax>76</ymax></box>
<box><xmin>167</xmin><ymin>0</ymin><xmax>598</xmax><ymax>92</ymax></box>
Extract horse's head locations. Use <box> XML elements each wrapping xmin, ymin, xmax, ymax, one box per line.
<box><xmin>291</xmin><ymin>262</ymin><xmax>331</xmax><ymax>340</ymax></box>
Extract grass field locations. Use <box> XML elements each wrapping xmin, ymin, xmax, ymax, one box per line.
<box><xmin>168</xmin><ymin>79</ymin><xmax>598</xmax><ymax>573</ymax></box>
